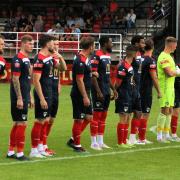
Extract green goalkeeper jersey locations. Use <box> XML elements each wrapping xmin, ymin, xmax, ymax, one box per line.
<box><xmin>157</xmin><ymin>51</ymin><xmax>175</xmax><ymax>90</ymax></box>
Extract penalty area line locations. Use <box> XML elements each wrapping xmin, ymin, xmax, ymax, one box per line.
<box><xmin>0</xmin><ymin>145</ymin><xmax>180</xmax><ymax>166</ymax></box>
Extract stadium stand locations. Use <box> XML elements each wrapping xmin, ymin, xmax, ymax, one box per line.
<box><xmin>0</xmin><ymin>0</ymin><xmax>171</xmax><ymax>60</ymax></box>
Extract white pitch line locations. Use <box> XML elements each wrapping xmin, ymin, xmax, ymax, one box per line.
<box><xmin>0</xmin><ymin>145</ymin><xmax>180</xmax><ymax>166</ymax></box>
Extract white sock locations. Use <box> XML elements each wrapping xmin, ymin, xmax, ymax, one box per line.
<box><xmin>172</xmin><ymin>134</ymin><xmax>177</xmax><ymax>138</ymax></box>
<box><xmin>31</xmin><ymin>148</ymin><xmax>38</xmax><ymax>154</ymax></box>
<box><xmin>157</xmin><ymin>131</ymin><xmax>162</xmax><ymax>140</ymax></box>
<box><xmin>91</xmin><ymin>136</ymin><xmax>97</xmax><ymax>144</ymax></box>
<box><xmin>8</xmin><ymin>151</ymin><xmax>15</xmax><ymax>156</ymax></box>
<box><xmin>129</xmin><ymin>134</ymin><xmax>136</xmax><ymax>142</ymax></box>
<box><xmin>17</xmin><ymin>152</ymin><xmax>24</xmax><ymax>158</ymax></box>
<box><xmin>38</xmin><ymin>144</ymin><xmax>44</xmax><ymax>152</ymax></box>
<box><xmin>97</xmin><ymin>135</ymin><xmax>103</xmax><ymax>145</ymax></box>
<box><xmin>164</xmin><ymin>132</ymin><xmax>170</xmax><ymax>138</ymax></box>
<box><xmin>43</xmin><ymin>145</ymin><xmax>48</xmax><ymax>149</ymax></box>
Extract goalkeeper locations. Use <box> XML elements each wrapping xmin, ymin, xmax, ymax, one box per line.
<box><xmin>157</xmin><ymin>36</ymin><xmax>180</xmax><ymax>142</ymax></box>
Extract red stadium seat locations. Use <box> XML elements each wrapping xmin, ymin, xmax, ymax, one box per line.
<box><xmin>103</xmin><ymin>15</ymin><xmax>111</xmax><ymax>25</ymax></box>
<box><xmin>93</xmin><ymin>24</ymin><xmax>101</xmax><ymax>33</ymax></box>
<box><xmin>47</xmin><ymin>15</ymin><xmax>54</xmax><ymax>21</ymax></box>
<box><xmin>94</xmin><ymin>17</ymin><xmax>102</xmax><ymax>25</ymax></box>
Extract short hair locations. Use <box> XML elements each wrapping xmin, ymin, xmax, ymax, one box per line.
<box><xmin>21</xmin><ymin>35</ymin><xmax>33</xmax><ymax>43</ymax></box>
<box><xmin>126</xmin><ymin>45</ymin><xmax>138</xmax><ymax>57</ymax></box>
<box><xmin>99</xmin><ymin>36</ymin><xmax>110</xmax><ymax>47</ymax></box>
<box><xmin>165</xmin><ymin>36</ymin><xmax>177</xmax><ymax>45</ymax></box>
<box><xmin>131</xmin><ymin>35</ymin><xmax>144</xmax><ymax>45</ymax></box>
<box><xmin>39</xmin><ymin>34</ymin><xmax>54</xmax><ymax>48</ymax></box>
<box><xmin>80</xmin><ymin>36</ymin><xmax>94</xmax><ymax>50</ymax></box>
<box><xmin>144</xmin><ymin>39</ymin><xmax>154</xmax><ymax>51</ymax></box>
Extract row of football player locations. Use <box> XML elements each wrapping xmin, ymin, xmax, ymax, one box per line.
<box><xmin>66</xmin><ymin>35</ymin><xmax>180</xmax><ymax>153</ymax></box>
<box><xmin>0</xmin><ymin>34</ymin><xmax>179</xmax><ymax>160</ymax></box>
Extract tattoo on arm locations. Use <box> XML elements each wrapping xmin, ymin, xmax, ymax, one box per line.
<box><xmin>12</xmin><ymin>76</ymin><xmax>22</xmax><ymax>99</ymax></box>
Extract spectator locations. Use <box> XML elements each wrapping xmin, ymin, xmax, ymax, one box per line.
<box><xmin>24</xmin><ymin>14</ymin><xmax>34</xmax><ymax>32</ymax></box>
<box><xmin>18</xmin><ymin>14</ymin><xmax>28</xmax><ymax>30</ymax></box>
<box><xmin>54</xmin><ymin>16</ymin><xmax>65</xmax><ymax>27</ymax></box>
<box><xmin>74</xmin><ymin>14</ymin><xmax>85</xmax><ymax>31</ymax></box>
<box><xmin>125</xmin><ymin>9</ymin><xmax>136</xmax><ymax>31</ymax></box>
<box><xmin>71</xmin><ymin>24</ymin><xmax>81</xmax><ymax>40</ymax></box>
<box><xmin>55</xmin><ymin>23</ymin><xmax>65</xmax><ymax>41</ymax></box>
<box><xmin>19</xmin><ymin>25</ymin><xmax>25</xmax><ymax>32</ymax></box>
<box><xmin>66</xmin><ymin>16</ymin><xmax>75</xmax><ymax>27</ymax></box>
<box><xmin>56</xmin><ymin>23</ymin><xmax>64</xmax><ymax>33</ymax></box>
<box><xmin>83</xmin><ymin>2</ymin><xmax>93</xmax><ymax>14</ymax></box>
<box><xmin>153</xmin><ymin>0</ymin><xmax>165</xmax><ymax>22</ymax></box>
<box><xmin>84</xmin><ymin>16</ymin><xmax>93</xmax><ymax>32</ymax></box>
<box><xmin>113</xmin><ymin>14</ymin><xmax>125</xmax><ymax>26</ymax></box>
<box><xmin>47</xmin><ymin>24</ymin><xmax>57</xmax><ymax>34</ymax></box>
<box><xmin>33</xmin><ymin>15</ymin><xmax>44</xmax><ymax>32</ymax></box>
<box><xmin>15</xmin><ymin>6</ymin><xmax>23</xmax><ymax>22</ymax></box>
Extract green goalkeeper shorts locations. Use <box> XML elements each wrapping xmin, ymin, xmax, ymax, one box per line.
<box><xmin>159</xmin><ymin>88</ymin><xmax>175</xmax><ymax>107</ymax></box>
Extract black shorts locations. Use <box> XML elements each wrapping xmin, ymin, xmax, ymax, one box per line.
<box><xmin>92</xmin><ymin>93</ymin><xmax>111</xmax><ymax>112</ymax></box>
<box><xmin>115</xmin><ymin>99</ymin><xmax>133</xmax><ymax>114</ymax></box>
<box><xmin>115</xmin><ymin>89</ymin><xmax>132</xmax><ymax>114</ymax></box>
<box><xmin>174</xmin><ymin>88</ymin><xmax>180</xmax><ymax>108</ymax></box>
<box><xmin>141</xmin><ymin>93</ymin><xmax>152</xmax><ymax>113</ymax></box>
<box><xmin>50</xmin><ymin>93</ymin><xmax>59</xmax><ymax>118</ymax></box>
<box><xmin>71</xmin><ymin>95</ymin><xmax>93</xmax><ymax>120</ymax></box>
<box><xmin>11</xmin><ymin>100</ymin><xmax>28</xmax><ymax>122</ymax></box>
<box><xmin>34</xmin><ymin>91</ymin><xmax>52</xmax><ymax>120</ymax></box>
<box><xmin>132</xmin><ymin>88</ymin><xmax>142</xmax><ymax>112</ymax></box>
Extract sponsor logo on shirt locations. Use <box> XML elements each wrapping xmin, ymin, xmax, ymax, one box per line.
<box><xmin>118</xmin><ymin>70</ymin><xmax>126</xmax><ymax>76</ymax></box>
<box><xmin>15</xmin><ymin>62</ymin><xmax>20</xmax><ymax>68</ymax></box>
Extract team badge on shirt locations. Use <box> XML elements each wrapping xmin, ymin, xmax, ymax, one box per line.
<box><xmin>124</xmin><ymin>106</ymin><xmax>128</xmax><ymax>112</ymax></box>
<box><xmin>43</xmin><ymin>112</ymin><xmax>48</xmax><ymax>117</ymax></box>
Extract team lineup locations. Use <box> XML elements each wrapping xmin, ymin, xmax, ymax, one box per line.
<box><xmin>0</xmin><ymin>34</ymin><xmax>179</xmax><ymax>161</ymax></box>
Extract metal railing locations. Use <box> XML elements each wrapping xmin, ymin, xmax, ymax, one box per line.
<box><xmin>1</xmin><ymin>32</ymin><xmax>122</xmax><ymax>61</ymax></box>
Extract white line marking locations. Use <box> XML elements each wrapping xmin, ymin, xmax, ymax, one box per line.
<box><xmin>1</xmin><ymin>145</ymin><xmax>180</xmax><ymax>166</ymax></box>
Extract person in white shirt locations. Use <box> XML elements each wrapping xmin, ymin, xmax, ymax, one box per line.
<box><xmin>71</xmin><ymin>24</ymin><xmax>81</xmax><ymax>40</ymax></box>
<box><xmin>67</xmin><ymin>16</ymin><xmax>75</xmax><ymax>27</ymax></box>
<box><xmin>126</xmin><ymin>9</ymin><xmax>136</xmax><ymax>31</ymax></box>
<box><xmin>74</xmin><ymin>15</ymin><xmax>85</xmax><ymax>31</ymax></box>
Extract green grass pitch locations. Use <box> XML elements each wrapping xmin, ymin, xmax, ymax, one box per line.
<box><xmin>0</xmin><ymin>84</ymin><xmax>180</xmax><ymax>180</ymax></box>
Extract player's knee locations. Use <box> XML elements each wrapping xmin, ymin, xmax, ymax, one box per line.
<box><xmin>133</xmin><ymin>111</ymin><xmax>142</xmax><ymax>119</ymax></box>
<box><xmin>85</xmin><ymin>115</ymin><xmax>93</xmax><ymax>122</ymax></box>
<box><xmin>119</xmin><ymin>113</ymin><xmax>128</xmax><ymax>123</ymax></box>
<box><xmin>142</xmin><ymin>113</ymin><xmax>149</xmax><ymax>120</ymax></box>
<box><xmin>16</xmin><ymin>121</ymin><xmax>27</xmax><ymax>126</ymax></box>
<box><xmin>35</xmin><ymin>119</ymin><xmax>44</xmax><ymax>124</ymax></box>
<box><xmin>49</xmin><ymin>118</ymin><xmax>54</xmax><ymax>124</ymax></box>
<box><xmin>173</xmin><ymin>108</ymin><xmax>179</xmax><ymax>117</ymax></box>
